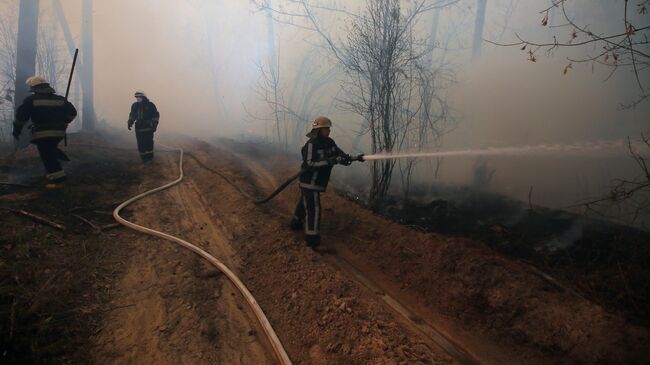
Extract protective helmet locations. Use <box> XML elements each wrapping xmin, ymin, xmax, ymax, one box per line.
<box><xmin>134</xmin><ymin>91</ymin><xmax>146</xmax><ymax>98</ymax></box>
<box><xmin>311</xmin><ymin>116</ymin><xmax>332</xmax><ymax>129</ymax></box>
<box><xmin>26</xmin><ymin>76</ymin><xmax>48</xmax><ymax>87</ymax></box>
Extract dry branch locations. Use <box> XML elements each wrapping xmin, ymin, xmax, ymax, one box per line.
<box><xmin>489</xmin><ymin>0</ymin><xmax>650</xmax><ymax>107</ymax></box>
<box><xmin>0</xmin><ymin>182</ymin><xmax>31</xmax><ymax>188</ymax></box>
<box><xmin>72</xmin><ymin>214</ymin><xmax>101</xmax><ymax>231</ymax></box>
<box><xmin>100</xmin><ymin>223</ymin><xmax>121</xmax><ymax>231</ymax></box>
<box><xmin>11</xmin><ymin>209</ymin><xmax>65</xmax><ymax>230</ymax></box>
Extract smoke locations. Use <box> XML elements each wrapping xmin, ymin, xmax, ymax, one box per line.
<box><xmin>3</xmin><ymin>0</ymin><xmax>647</xmax><ymax>223</ymax></box>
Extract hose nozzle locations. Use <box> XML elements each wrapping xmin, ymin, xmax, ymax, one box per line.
<box><xmin>353</xmin><ymin>154</ymin><xmax>365</xmax><ymax>162</ymax></box>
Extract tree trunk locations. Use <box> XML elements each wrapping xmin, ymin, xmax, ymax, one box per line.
<box><xmin>53</xmin><ymin>0</ymin><xmax>83</xmax><ymax>97</ymax></box>
<box><xmin>81</xmin><ymin>0</ymin><xmax>95</xmax><ymax>130</ymax></box>
<box><xmin>424</xmin><ymin>7</ymin><xmax>440</xmax><ymax>68</ymax></box>
<box><xmin>265</xmin><ymin>0</ymin><xmax>283</xmax><ymax>147</ymax></box>
<box><xmin>370</xmin><ymin>159</ymin><xmax>395</xmax><ymax>207</ymax></box>
<box><xmin>472</xmin><ymin>0</ymin><xmax>487</xmax><ymax>60</ymax></box>
<box><xmin>14</xmin><ymin>0</ymin><xmax>39</xmax><ymax>108</ymax></box>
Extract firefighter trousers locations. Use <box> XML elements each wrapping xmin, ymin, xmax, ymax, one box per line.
<box><xmin>135</xmin><ymin>130</ymin><xmax>154</xmax><ymax>162</ymax></box>
<box><xmin>293</xmin><ymin>188</ymin><xmax>321</xmax><ymax>244</ymax></box>
<box><xmin>34</xmin><ymin>137</ymin><xmax>66</xmax><ymax>182</ymax></box>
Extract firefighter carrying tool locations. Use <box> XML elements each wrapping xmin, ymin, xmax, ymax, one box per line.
<box><xmin>290</xmin><ymin>116</ymin><xmax>362</xmax><ymax>248</ymax></box>
<box><xmin>13</xmin><ymin>76</ymin><xmax>77</xmax><ymax>190</ymax></box>
<box><xmin>127</xmin><ymin>91</ymin><xmax>159</xmax><ymax>162</ymax></box>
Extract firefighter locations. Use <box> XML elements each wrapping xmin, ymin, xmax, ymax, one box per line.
<box><xmin>13</xmin><ymin>76</ymin><xmax>77</xmax><ymax>190</ymax></box>
<box><xmin>290</xmin><ymin>116</ymin><xmax>353</xmax><ymax>248</ymax></box>
<box><xmin>127</xmin><ymin>91</ymin><xmax>159</xmax><ymax>162</ymax></box>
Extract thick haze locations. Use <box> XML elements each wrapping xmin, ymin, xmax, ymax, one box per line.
<box><xmin>2</xmin><ymin>0</ymin><xmax>649</xmax><ymax>214</ymax></box>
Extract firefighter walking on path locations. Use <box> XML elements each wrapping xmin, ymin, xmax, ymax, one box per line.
<box><xmin>13</xmin><ymin>76</ymin><xmax>77</xmax><ymax>190</ymax></box>
<box><xmin>290</xmin><ymin>116</ymin><xmax>353</xmax><ymax>248</ymax></box>
<box><xmin>127</xmin><ymin>91</ymin><xmax>159</xmax><ymax>162</ymax></box>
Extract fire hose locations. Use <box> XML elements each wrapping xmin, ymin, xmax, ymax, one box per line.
<box><xmin>44</xmin><ymin>143</ymin><xmax>364</xmax><ymax>205</ymax></box>
<box><xmin>185</xmin><ymin>153</ymin><xmax>365</xmax><ymax>204</ymax></box>
<box><xmin>113</xmin><ymin>147</ymin><xmax>292</xmax><ymax>365</ymax></box>
<box><xmin>3</xmin><ymin>142</ymin><xmax>364</xmax><ymax>362</ymax></box>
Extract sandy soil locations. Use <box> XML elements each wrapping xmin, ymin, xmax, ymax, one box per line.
<box><xmin>91</xmin><ymin>154</ymin><xmax>273</xmax><ymax>365</ymax></box>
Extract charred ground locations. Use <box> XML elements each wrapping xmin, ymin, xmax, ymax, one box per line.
<box><xmin>0</xmin><ymin>134</ymin><xmax>140</xmax><ymax>363</ymax></box>
<box><xmin>339</xmin><ymin>184</ymin><xmax>650</xmax><ymax>328</ymax></box>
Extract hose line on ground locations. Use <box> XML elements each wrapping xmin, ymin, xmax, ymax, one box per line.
<box><xmin>64</xmin><ymin>144</ymin><xmax>301</xmax><ymax>204</ymax></box>
<box><xmin>184</xmin><ymin>153</ymin><xmax>302</xmax><ymax>204</ymax></box>
<box><xmin>112</xmin><ymin>148</ymin><xmax>292</xmax><ymax>365</ymax></box>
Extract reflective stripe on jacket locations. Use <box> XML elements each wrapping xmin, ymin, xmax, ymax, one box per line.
<box><xmin>299</xmin><ymin>136</ymin><xmax>346</xmax><ymax>191</ymax></box>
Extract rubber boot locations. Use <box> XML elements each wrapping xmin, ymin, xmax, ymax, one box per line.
<box><xmin>290</xmin><ymin>218</ymin><xmax>303</xmax><ymax>231</ymax></box>
<box><xmin>305</xmin><ymin>234</ymin><xmax>320</xmax><ymax>248</ymax></box>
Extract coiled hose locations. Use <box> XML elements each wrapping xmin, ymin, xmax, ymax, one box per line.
<box><xmin>113</xmin><ymin>148</ymin><xmax>292</xmax><ymax>365</ymax></box>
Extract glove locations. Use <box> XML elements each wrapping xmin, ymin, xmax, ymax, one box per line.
<box><xmin>12</xmin><ymin>129</ymin><xmax>21</xmax><ymax>140</ymax></box>
<box><xmin>127</xmin><ymin>122</ymin><xmax>132</xmax><ymax>130</ymax></box>
<box><xmin>337</xmin><ymin>155</ymin><xmax>353</xmax><ymax>166</ymax></box>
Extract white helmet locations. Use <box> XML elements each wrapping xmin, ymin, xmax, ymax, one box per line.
<box><xmin>26</xmin><ymin>76</ymin><xmax>48</xmax><ymax>87</ymax></box>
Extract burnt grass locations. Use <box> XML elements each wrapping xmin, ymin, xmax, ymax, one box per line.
<box><xmin>337</xmin><ymin>184</ymin><xmax>650</xmax><ymax>328</ymax></box>
<box><xmin>1</xmin><ymin>140</ymin><xmax>141</xmax><ymax>363</ymax></box>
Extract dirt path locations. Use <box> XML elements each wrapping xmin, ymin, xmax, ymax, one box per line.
<box><xmin>91</xmin><ymin>151</ymin><xmax>274</xmax><ymax>364</ymax></box>
<box><xmin>180</xmin><ymin>140</ymin><xmax>457</xmax><ymax>364</ymax></box>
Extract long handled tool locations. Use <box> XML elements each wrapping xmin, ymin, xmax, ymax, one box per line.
<box><xmin>63</xmin><ymin>48</ymin><xmax>79</xmax><ymax>147</ymax></box>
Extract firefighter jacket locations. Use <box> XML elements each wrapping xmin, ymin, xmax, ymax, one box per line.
<box><xmin>128</xmin><ymin>98</ymin><xmax>159</xmax><ymax>132</ymax></box>
<box><xmin>14</xmin><ymin>86</ymin><xmax>77</xmax><ymax>142</ymax></box>
<box><xmin>299</xmin><ymin>136</ymin><xmax>347</xmax><ymax>191</ymax></box>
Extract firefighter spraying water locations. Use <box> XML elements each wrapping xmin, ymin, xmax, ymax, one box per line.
<box><xmin>289</xmin><ymin>116</ymin><xmax>365</xmax><ymax>248</ymax></box>
<box><xmin>275</xmin><ymin>135</ymin><xmax>625</xmax><ymax>248</ymax></box>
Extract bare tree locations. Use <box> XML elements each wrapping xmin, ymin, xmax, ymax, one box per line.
<box><xmin>248</xmin><ymin>47</ymin><xmax>341</xmax><ymax>152</ymax></box>
<box><xmin>249</xmin><ymin>60</ymin><xmax>295</xmax><ymax>145</ymax></box>
<box><xmin>472</xmin><ymin>0</ymin><xmax>488</xmax><ymax>59</ymax></box>
<box><xmin>491</xmin><ymin>1</ymin><xmax>650</xmax><ymax>227</ymax></box>
<box><xmin>574</xmin><ymin>136</ymin><xmax>650</xmax><ymax>228</ymax></box>
<box><xmin>0</xmin><ymin>10</ymin><xmax>17</xmax><ymax>140</ymax></box>
<box><xmin>36</xmin><ymin>16</ymin><xmax>65</xmax><ymax>92</ymax></box>
<box><xmin>0</xmin><ymin>3</ymin><xmax>70</xmax><ymax>141</ymax></box>
<box><xmin>263</xmin><ymin>0</ymin><xmax>290</xmax><ymax>148</ymax></box>
<box><xmin>257</xmin><ymin>0</ymin><xmax>456</xmax><ymax>204</ymax></box>
<box><xmin>81</xmin><ymin>0</ymin><xmax>95</xmax><ymax>130</ymax></box>
<box><xmin>490</xmin><ymin>0</ymin><xmax>650</xmax><ymax>108</ymax></box>
<box><xmin>286</xmin><ymin>48</ymin><xmax>340</xmax><ymax>146</ymax></box>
